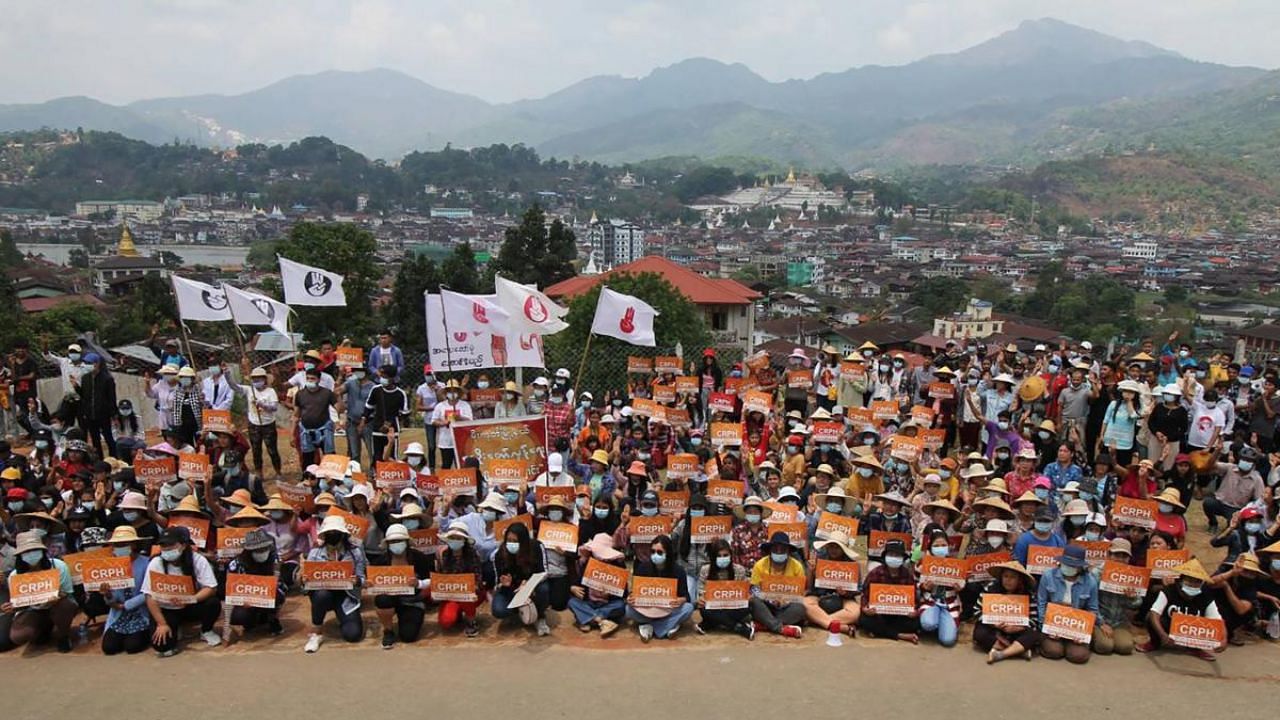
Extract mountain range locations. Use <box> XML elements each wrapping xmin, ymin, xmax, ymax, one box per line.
<box><xmin>1</xmin><ymin>18</ymin><xmax>1274</xmax><ymax>169</ymax></box>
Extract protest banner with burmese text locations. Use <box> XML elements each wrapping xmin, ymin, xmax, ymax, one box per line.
<box><xmin>451</xmin><ymin>416</ymin><xmax>548</xmax><ymax>486</ymax></box>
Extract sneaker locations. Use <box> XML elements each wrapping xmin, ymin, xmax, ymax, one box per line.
<box><xmin>464</xmin><ymin>621</ymin><xmax>480</xmax><ymax>638</ymax></box>
<box><xmin>304</xmin><ymin>633</ymin><xmax>323</xmax><ymax>653</ymax></box>
<box><xmin>735</xmin><ymin>622</ymin><xmax>756</xmax><ymax>641</ymax></box>
<box><xmin>381</xmin><ymin>630</ymin><xmax>396</xmax><ymax>649</ymax></box>
<box><xmin>693</xmin><ymin>622</ymin><xmax>706</xmax><ymax>636</ymax></box>
<box><xmin>780</xmin><ymin>625</ymin><xmax>803</xmax><ymax>639</ymax></box>
<box><xmin>1190</xmin><ymin>648</ymin><xmax>1217</xmax><ymax>662</ymax></box>
<box><xmin>518</xmin><ymin>603</ymin><xmax>538</xmax><ymax>626</ymax></box>
<box><xmin>599</xmin><ymin>619</ymin><xmax>619</xmax><ymax>637</ymax></box>
<box><xmin>157</xmin><ymin>649</ymin><xmax>178</xmax><ymax>658</ymax></box>
<box><xmin>536</xmin><ymin>619</ymin><xmax>550</xmax><ymax>637</ymax></box>
<box><xmin>639</xmin><ymin>624</ymin><xmax>654</xmax><ymax>643</ymax></box>
<box><xmin>665</xmin><ymin>626</ymin><xmax>679</xmax><ymax>641</ymax></box>
<box><xmin>268</xmin><ymin>618</ymin><xmax>284</xmax><ymax>636</ymax></box>
<box><xmin>201</xmin><ymin>630</ymin><xmax>223</xmax><ymax>647</ymax></box>
<box><xmin>1134</xmin><ymin>640</ymin><xmax>1156</xmax><ymax>653</ymax></box>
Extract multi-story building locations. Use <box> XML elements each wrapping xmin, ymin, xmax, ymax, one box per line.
<box><xmin>75</xmin><ymin>200</ymin><xmax>165</xmax><ymax>222</ymax></box>
<box><xmin>588</xmin><ymin>218</ymin><xmax>646</xmax><ymax>270</ymax></box>
<box><xmin>932</xmin><ymin>298</ymin><xmax>1005</xmax><ymax>339</ymax></box>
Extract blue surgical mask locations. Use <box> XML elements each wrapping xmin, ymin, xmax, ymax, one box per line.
<box><xmin>503</xmin><ymin>491</ymin><xmax>519</xmax><ymax>504</ymax></box>
<box><xmin>744</xmin><ymin>513</ymin><xmax>762</xmax><ymax>524</ymax></box>
<box><xmin>505</xmin><ymin>541</ymin><xmax>521</xmax><ymax>555</ymax></box>
<box><xmin>1238</xmin><ymin>461</ymin><xmax>1254</xmax><ymax>473</ymax></box>
<box><xmin>547</xmin><ymin>510</ymin><xmax>564</xmax><ymax>522</ymax></box>
<box><xmin>690</xmin><ymin>437</ymin><xmax>702</xmax><ymax>447</ymax></box>
<box><xmin>715</xmin><ymin>556</ymin><xmax>731</xmax><ymax>569</ymax></box>
<box><xmin>112</xmin><ymin>546</ymin><xmax>132</xmax><ymax>557</ymax></box>
<box><xmin>1034</xmin><ymin>488</ymin><xmax>1049</xmax><ymax>500</ymax></box>
<box><xmin>651</xmin><ymin>552</ymin><xmax>667</xmax><ymax>565</ymax></box>
<box><xmin>826</xmin><ymin>502</ymin><xmax>845</xmax><ymax>514</ymax></box>
<box><xmin>640</xmin><ymin>506</ymin><xmax>658</xmax><ymax>517</ymax></box>
<box><xmin>885</xmin><ymin>555</ymin><xmax>904</xmax><ymax>569</ymax></box>
<box><xmin>179</xmin><ymin>378</ymin><xmax>193</xmax><ymax>388</ymax></box>
<box><xmin>1245</xmin><ymin>521</ymin><xmax>1262</xmax><ymax>534</ymax></box>
<box><xmin>123</xmin><ymin>510</ymin><xmax>140</xmax><ymax>522</ymax></box>
<box><xmin>252</xmin><ymin>380</ymin><xmax>266</xmax><ymax>390</ymax></box>
<box><xmin>388</xmin><ymin>541</ymin><xmax>408</xmax><ymax>555</ymax></box>
<box><xmin>1180</xmin><ymin>583</ymin><xmax>1202</xmax><ymax>597</ymax></box>
<box><xmin>305</xmin><ymin>381</ymin><xmax>318</xmax><ymax>390</ymax></box>
<box><xmin>930</xmin><ymin>546</ymin><xmax>949</xmax><ymax>558</ymax></box>
<box><xmin>689</xmin><ymin>509</ymin><xmax>705</xmax><ymax>518</ymax></box>
<box><xmin>858</xmin><ymin>467</ymin><xmax>874</xmax><ymax>478</ymax></box>
<box><xmin>594</xmin><ymin>508</ymin><xmax>610</xmax><ymax>519</ymax></box>
<box><xmin>21</xmin><ymin>550</ymin><xmax>43</xmax><ymax>565</ymax></box>
<box><xmin>379</xmin><ymin>377</ymin><xmax>390</xmax><ymax>387</ymax></box>
<box><xmin>770</xmin><ymin>552</ymin><xmax>789</xmax><ymax>565</ymax></box>
<box><xmin>160</xmin><ymin>548</ymin><xmax>182</xmax><ymax>562</ymax></box>
<box><xmin>446</xmin><ymin>539</ymin><xmax>465</xmax><ymax>552</ymax></box>
<box><xmin>1060</xmin><ymin>565</ymin><xmax>1080</xmax><ymax>578</ymax></box>
<box><xmin>1084</xmin><ymin>530</ymin><xmax>1101</xmax><ymax>542</ymax></box>
<box><xmin>482</xmin><ymin>510</ymin><xmax>497</xmax><ymax>522</ymax></box>
<box><xmin>1034</xmin><ymin>520</ymin><xmax>1053</xmax><ymax>534</ymax></box>
<box><xmin>402</xmin><ymin>518</ymin><xmax>420</xmax><ymax>531</ymax></box>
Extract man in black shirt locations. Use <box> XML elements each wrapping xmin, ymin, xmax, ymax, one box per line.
<box><xmin>9</xmin><ymin>339</ymin><xmax>38</xmax><ymax>437</ymax></box>
<box><xmin>293</xmin><ymin>367</ymin><xmax>337</xmax><ymax>467</ymax></box>
<box><xmin>363</xmin><ymin>366</ymin><xmax>410</xmax><ymax>463</ymax></box>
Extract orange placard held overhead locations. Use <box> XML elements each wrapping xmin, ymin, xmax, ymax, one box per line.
<box><xmin>702</xmin><ymin>580</ymin><xmax>750</xmax><ymax>609</ymax></box>
<box><xmin>80</xmin><ymin>555</ymin><xmax>134</xmax><ymax>591</ymax></box>
<box><xmin>169</xmin><ymin>515</ymin><xmax>211</xmax><ymax>550</ymax></box>
<box><xmin>889</xmin><ymin>435</ymin><xmax>923</xmax><ymax>462</ymax></box>
<box><xmin>631</xmin><ymin>398</ymin><xmax>660</xmax><ymax>417</ymax></box>
<box><xmin>1026</xmin><ymin>545</ymin><xmax>1065</xmax><ymax>575</ymax></box>
<box><xmin>134</xmin><ymin>457</ymin><xmax>177</xmax><ymax>490</ymax></box>
<box><xmin>664</xmin><ymin>407</ymin><xmax>692</xmax><ymax>429</ymax></box>
<box><xmin>927</xmin><ymin>382</ymin><xmax>955</xmax><ymax>400</ymax></box>
<box><xmin>654</xmin><ymin>356</ymin><xmax>682</xmax><ymax>375</ymax></box>
<box><xmin>630</xmin><ymin>577</ymin><xmax>681</xmax><ymax>608</ymax></box>
<box><xmin>706</xmin><ymin>480</ymin><xmax>744</xmax><ymax>507</ymax></box>
<box><xmin>980</xmin><ymin>594</ymin><xmax>1030</xmax><ymax>626</ymax></box>
<box><xmin>215</xmin><ymin>526</ymin><xmax>253</xmax><ymax>559</ymax></box>
<box><xmin>533</xmin><ymin>486</ymin><xmax>574</xmax><ymax>509</ymax></box>
<box><xmin>763</xmin><ymin>502</ymin><xmax>800</xmax><ymax>524</ymax></box>
<box><xmin>870</xmin><ymin>400</ymin><xmax>899</xmax><ymax>421</ymax></box>
<box><xmin>1098</xmin><ymin>561</ymin><xmax>1151</xmax><ymax>597</ymax></box>
<box><xmin>275</xmin><ymin>482</ymin><xmax>315</xmax><ymax>514</ymax></box>
<box><xmin>675</xmin><ymin>376</ymin><xmax>699</xmax><ymax>395</ymax></box>
<box><xmin>202</xmin><ymin>409</ymin><xmax>233</xmax><ymax>434</ymax></box>
<box><xmin>847</xmin><ymin>407</ymin><xmax>874</xmax><ymax>428</ymax></box>
<box><xmin>1146</xmin><ymin>549</ymin><xmax>1191</xmax><ymax>581</ymax></box>
<box><xmin>811</xmin><ymin>422</ymin><xmax>843</xmax><ymax>444</ymax></box>
<box><xmin>537</xmin><ymin>522</ymin><xmax>579</xmax><ymax>553</ymax></box>
<box><xmin>814</xmin><ymin>560</ymin><xmax>860</xmax><ymax>592</ymax></box>
<box><xmin>918</xmin><ymin>555</ymin><xmax>968</xmax><ymax>589</ymax></box>
<box><xmin>921</xmin><ymin>429</ymin><xmax>946</xmax><ymax>451</ymax></box>
<box><xmin>327</xmin><ymin>507</ymin><xmax>371</xmax><ymax>541</ymax></box>
<box><xmin>666</xmin><ymin>454</ymin><xmax>700</xmax><ymax>480</ymax></box>
<box><xmin>627</xmin><ymin>356</ymin><xmax>654</xmax><ymax>374</ymax></box>
<box><xmin>709</xmin><ymin>423</ymin><xmax>741</xmax><ymax>447</ymax></box>
<box><xmin>7</xmin><ymin>569</ymin><xmax>61</xmax><ymax>608</ymax></box>
<box><xmin>707</xmin><ymin>392</ymin><xmax>736</xmax><ymax>414</ymax></box>
<box><xmin>430</xmin><ymin>573</ymin><xmax>478</xmax><ymax>602</ymax></box>
<box><xmin>366</xmin><ymin>566</ymin><xmax>418</xmax><ymax>596</ymax></box>
<box><xmin>147</xmin><ymin>572</ymin><xmax>196</xmax><ymax>605</ymax></box>
<box><xmin>581</xmin><ymin>558</ymin><xmax>629</xmax><ymax>597</ymax></box>
<box><xmin>178</xmin><ymin>452</ymin><xmax>211</xmax><ymax>483</ymax></box>
<box><xmin>657</xmin><ymin>489</ymin><xmax>690</xmax><ymax>517</ymax></box>
<box><xmin>741</xmin><ymin>390</ymin><xmax>773</xmax><ymax>415</ymax></box>
<box><xmin>866</xmin><ymin>583</ymin><xmax>916</xmax><ymax>616</ymax></box>
<box><xmin>868</xmin><ymin>531</ymin><xmax>913</xmax><ymax>558</ymax></box>
<box><xmin>652</xmin><ymin>385</ymin><xmax>676</xmax><ymax>404</ymax></box>
<box><xmin>1168</xmin><ymin>612</ymin><xmax>1226</xmax><ymax>650</ymax></box>
<box><xmin>335</xmin><ymin>347</ymin><xmax>364</xmax><ymax>368</ymax></box>
<box><xmin>300</xmin><ymin>561</ymin><xmax>355</xmax><ymax>591</ymax></box>
<box><xmin>374</xmin><ymin>461</ymin><xmax>415</xmax><ymax>493</ymax></box>
<box><xmin>317</xmin><ymin>454</ymin><xmax>351</xmax><ymax>480</ymax></box>
<box><xmin>839</xmin><ymin>362</ymin><xmax>865</xmax><ymax>383</ymax></box>
<box><xmin>909</xmin><ymin>405</ymin><xmax>935</xmax><ymax>426</ymax></box>
<box><xmin>436</xmin><ymin>468</ymin><xmax>479</xmax><ymax>497</ymax></box>
<box><xmin>786</xmin><ymin>370</ymin><xmax>811</xmax><ymax>389</ymax></box>
<box><xmin>814</xmin><ymin>512</ymin><xmax>859</xmax><ymax>541</ymax></box>
<box><xmin>1041</xmin><ymin>603</ymin><xmax>1096</xmax><ymax>644</ymax></box>
<box><xmin>1112</xmin><ymin>496</ymin><xmax>1158</xmax><ymax>529</ymax></box>
<box><xmin>689</xmin><ymin>515</ymin><xmax>733</xmax><ymax>544</ymax></box>
<box><xmin>758</xmin><ymin>576</ymin><xmax>806</xmax><ymax>604</ymax></box>
<box><xmin>224</xmin><ymin>573</ymin><xmax>279</xmax><ymax>608</ymax></box>
<box><xmin>627</xmin><ymin>515</ymin><xmax>674</xmax><ymax>544</ymax></box>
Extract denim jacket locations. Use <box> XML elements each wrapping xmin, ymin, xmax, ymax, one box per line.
<box><xmin>1036</xmin><ymin>566</ymin><xmax>1100</xmax><ymax>625</ymax></box>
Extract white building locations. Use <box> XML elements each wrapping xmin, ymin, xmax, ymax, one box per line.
<box><xmin>587</xmin><ymin>218</ymin><xmax>646</xmax><ymax>270</ymax></box>
<box><xmin>1123</xmin><ymin>240</ymin><xmax>1160</xmax><ymax>260</ymax></box>
<box><xmin>74</xmin><ymin>200</ymin><xmax>164</xmax><ymax>222</ymax></box>
<box><xmin>932</xmin><ymin>298</ymin><xmax>1005</xmax><ymax>339</ymax></box>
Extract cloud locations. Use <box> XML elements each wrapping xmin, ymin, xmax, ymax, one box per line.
<box><xmin>0</xmin><ymin>0</ymin><xmax>1277</xmax><ymax>105</ymax></box>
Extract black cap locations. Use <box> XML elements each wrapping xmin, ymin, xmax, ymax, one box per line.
<box><xmin>1033</xmin><ymin>507</ymin><xmax>1055</xmax><ymax>521</ymax></box>
<box><xmin>882</xmin><ymin>539</ymin><xmax>907</xmax><ymax>557</ymax></box>
<box><xmin>762</xmin><ymin>530</ymin><xmax>797</xmax><ymax>552</ymax></box>
<box><xmin>158</xmin><ymin>527</ymin><xmax>191</xmax><ymax>546</ymax></box>
<box><xmin>640</xmin><ymin>490</ymin><xmax>660</xmax><ymax>504</ymax></box>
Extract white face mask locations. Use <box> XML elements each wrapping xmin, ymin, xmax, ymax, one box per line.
<box><xmin>986</xmin><ymin>535</ymin><xmax>1005</xmax><ymax>549</ymax></box>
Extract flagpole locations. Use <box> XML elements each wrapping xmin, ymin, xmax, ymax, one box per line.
<box><xmin>573</xmin><ymin>332</ymin><xmax>594</xmax><ymax>399</ymax></box>
<box><xmin>178</xmin><ymin>321</ymin><xmax>201</xmax><ymax>372</ymax></box>
<box><xmin>437</xmin><ymin>287</ymin><xmax>456</xmax><ymax>377</ymax></box>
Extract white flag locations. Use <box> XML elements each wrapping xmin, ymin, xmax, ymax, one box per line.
<box><xmin>439</xmin><ymin>288</ymin><xmax>511</xmax><ymax>336</ymax></box>
<box><xmin>590</xmin><ymin>287</ymin><xmax>658</xmax><ymax>346</ymax></box>
<box><xmin>171</xmin><ymin>275</ymin><xmax>231</xmax><ymax>322</ymax></box>
<box><xmin>222</xmin><ymin>284</ymin><xmax>291</xmax><ymax>337</ymax></box>
<box><xmin>278</xmin><ymin>256</ymin><xmax>346</xmax><ymax>306</ymax></box>
<box><xmin>495</xmin><ymin>275</ymin><xmax>569</xmax><ymax>336</ymax></box>
<box><xmin>424</xmin><ymin>294</ymin><xmax>544</xmax><ymax>371</ymax></box>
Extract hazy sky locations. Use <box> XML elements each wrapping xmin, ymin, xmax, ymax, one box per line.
<box><xmin>2</xmin><ymin>0</ymin><xmax>1275</xmax><ymax>105</ymax></box>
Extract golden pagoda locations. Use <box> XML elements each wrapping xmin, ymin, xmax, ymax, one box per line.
<box><xmin>589</xmin><ymin>210</ymin><xmax>599</xmax><ymax>224</ymax></box>
<box><xmin>117</xmin><ymin>222</ymin><xmax>139</xmax><ymax>257</ymax></box>
<box><xmin>785</xmin><ymin>167</ymin><xmax>797</xmax><ymax>184</ymax></box>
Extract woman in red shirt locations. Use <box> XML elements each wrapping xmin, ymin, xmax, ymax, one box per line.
<box><xmin>1117</xmin><ymin>459</ymin><xmax>1157</xmax><ymax>499</ymax></box>
<box><xmin>1152</xmin><ymin>487</ymin><xmax>1187</xmax><ymax>548</ymax></box>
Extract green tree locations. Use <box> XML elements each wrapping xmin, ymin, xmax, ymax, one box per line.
<box><xmin>1163</xmin><ymin>284</ymin><xmax>1189</xmax><ymax>305</ymax></box>
<box><xmin>383</xmin><ymin>253</ymin><xmax>441</xmax><ymax>352</ymax></box>
<box><xmin>0</xmin><ymin>230</ymin><xmax>22</xmax><ymax>269</ymax></box>
<box><xmin>68</xmin><ymin>247</ymin><xmax>90</xmax><ymax>268</ymax></box>
<box><xmin>441</xmin><ymin>242</ymin><xmax>481</xmax><ymax>294</ymax></box>
<box><xmin>155</xmin><ymin>250</ymin><xmax>184</xmax><ymax>268</ymax></box>
<box><xmin>274</xmin><ymin>223</ymin><xmax>380</xmax><ymax>342</ymax></box>
<box><xmin>672</xmin><ymin>166</ymin><xmax>737</xmax><ymax>203</ymax></box>
<box><xmin>102</xmin><ymin>274</ymin><xmax>179</xmax><ymax>345</ymax></box>
<box><xmin>27</xmin><ymin>302</ymin><xmax>103</xmax><ymax>348</ymax></box>
<box><xmin>489</xmin><ymin>205</ymin><xmax>576</xmax><ymax>287</ymax></box>
<box><xmin>0</xmin><ymin>271</ymin><xmax>23</xmax><ymax>349</ymax></box>
<box><xmin>909</xmin><ymin>277</ymin><xmax>970</xmax><ymax>318</ymax></box>
<box><xmin>544</xmin><ymin>272</ymin><xmax>710</xmax><ymax>393</ymax></box>
<box><xmin>245</xmin><ymin>239</ymin><xmax>280</xmax><ymax>271</ymax></box>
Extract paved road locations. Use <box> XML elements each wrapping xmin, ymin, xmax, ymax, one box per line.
<box><xmin>3</xmin><ymin>625</ymin><xmax>1277</xmax><ymax>717</ymax></box>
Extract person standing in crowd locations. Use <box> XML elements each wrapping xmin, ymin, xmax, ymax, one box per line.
<box><xmin>430</xmin><ymin>380</ymin><xmax>472</xmax><ymax>470</ymax></box>
<box><xmin>336</xmin><ymin>362</ymin><xmax>373</xmax><ymax>466</ymax></box>
<box><xmin>292</xmin><ymin>367</ymin><xmax>338</xmax><ymax>469</ymax></box>
<box><xmin>77</xmin><ymin>353</ymin><xmax>118</xmax><ymax>458</ymax></box>
<box><xmin>363</xmin><ymin>365</ymin><xmax>411</xmax><ymax>462</ymax></box>
<box><xmin>367</xmin><ymin>329</ymin><xmax>404</xmax><ymax>378</ymax></box>
<box><xmin>234</xmin><ymin>366</ymin><xmax>281</xmax><ymax>479</ymax></box>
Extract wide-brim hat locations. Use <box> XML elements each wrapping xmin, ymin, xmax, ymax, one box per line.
<box><xmin>222</xmin><ymin>488</ymin><xmax>253</xmax><ymax>508</ymax></box>
<box><xmin>961</xmin><ymin>465</ymin><xmax>994</xmax><ymax>481</ymax></box>
<box><xmin>760</xmin><ymin>530</ymin><xmax>800</xmax><ymax>554</ymax></box>
<box><xmin>965</xmin><ymin>451</ymin><xmax>994</xmax><ymax>469</ymax></box>
<box><xmin>810</xmin><ymin>408</ymin><xmax>833</xmax><ymax>421</ymax></box>
<box><xmin>1018</xmin><ymin>375</ymin><xmax>1046</xmax><ymax>401</ymax></box>
<box><xmin>852</xmin><ymin>453</ymin><xmax>883</xmax><ymax>471</ymax></box>
<box><xmin>314</xmin><ymin>492</ymin><xmax>338</xmax><ymax>508</ymax></box>
<box><xmin>973</xmin><ymin>497</ymin><xmax>1015</xmax><ymax>517</ymax></box>
<box><xmin>104</xmin><ymin>525</ymin><xmax>152</xmax><ymax>545</ymax></box>
<box><xmin>228</xmin><ymin>505</ymin><xmax>271</xmax><ymax>527</ymax></box>
<box><xmin>814</xmin><ymin>486</ymin><xmax>856</xmax><ymax>513</ymax></box>
<box><xmin>934</xmin><ymin>366</ymin><xmax>957</xmax><ymax>377</ymax></box>
<box><xmin>1173</xmin><ymin>558</ymin><xmax>1211</xmax><ymax>582</ymax></box>
<box><xmin>734</xmin><ymin>495</ymin><xmax>773</xmax><ymax>520</ymax></box>
<box><xmin>318</xmin><ymin>515</ymin><xmax>351</xmax><ymax>536</ymax></box>
<box><xmin>15</xmin><ymin>530</ymin><xmax>47</xmax><ymax>555</ymax></box>
<box><xmin>1238</xmin><ymin>553</ymin><xmax>1265</xmax><ymax>576</ymax></box>
<box><xmin>626</xmin><ymin>460</ymin><xmax>648</xmax><ymax>477</ymax></box>
<box><xmin>1013</xmin><ymin>490</ymin><xmax>1046</xmax><ymax>506</ymax></box>
<box><xmin>537</xmin><ymin>496</ymin><xmax>573</xmax><ymax>516</ymax></box>
<box><xmin>391</xmin><ymin>503</ymin><xmax>430</xmax><ymax>524</ymax></box>
<box><xmin>1062</xmin><ymin>499</ymin><xmax>1091</xmax><ymax>517</ymax></box>
<box><xmin>1154</xmin><ymin>488</ymin><xmax>1185</xmax><ymax>509</ymax></box>
<box><xmin>257</xmin><ymin>495</ymin><xmax>296</xmax><ymax>514</ymax></box>
<box><xmin>992</xmin><ymin>373</ymin><xmax>1016</xmax><ymax>385</ymax></box>
<box><xmin>503</xmin><ymin>381</ymin><xmax>522</xmax><ymax>395</ymax></box>
<box><xmin>857</xmin><ymin>341</ymin><xmax>879</xmax><ymax>352</ymax></box>
<box><xmin>921</xmin><ymin>498</ymin><xmax>961</xmax><ymax>518</ymax></box>
<box><xmin>989</xmin><ymin>560</ymin><xmax>1034</xmax><ymax>586</ymax></box>
<box><xmin>1117</xmin><ymin>379</ymin><xmax>1146</xmax><ymax>394</ymax></box>
<box><xmin>169</xmin><ymin>494</ymin><xmax>208</xmax><ymax>517</ymax></box>
<box><xmin>980</xmin><ymin>519</ymin><xmax>1012</xmax><ymax>536</ymax></box>
<box><xmin>583</xmin><ymin>532</ymin><xmax>622</xmax><ymax>561</ymax></box>
<box><xmin>813</xmin><ymin>530</ymin><xmax>859</xmax><ymax>560</ymax></box>
<box><xmin>242</xmin><ymin>529</ymin><xmax>275</xmax><ymax>552</ymax></box>
<box><xmin>118</xmin><ymin>491</ymin><xmax>149</xmax><ymax>511</ymax></box>
<box><xmin>874</xmin><ymin>490</ymin><xmax>909</xmax><ymax>507</ymax></box>
<box><xmin>590</xmin><ymin>449</ymin><xmax>611</xmax><ymax>465</ymax></box>
<box><xmin>1258</xmin><ymin>539</ymin><xmax>1280</xmax><ymax>557</ymax></box>
<box><xmin>441</xmin><ymin>521</ymin><xmax>474</xmax><ymax>545</ymax></box>
<box><xmin>14</xmin><ymin>511</ymin><xmax>66</xmax><ymax>535</ymax></box>
<box><xmin>383</xmin><ymin>523</ymin><xmax>411</xmax><ymax>545</ymax></box>
<box><xmin>477</xmin><ymin>491</ymin><xmax>510</xmax><ymax>514</ymax></box>
<box><xmin>756</xmin><ymin>460</ymin><xmax>779</xmax><ymax>474</ymax></box>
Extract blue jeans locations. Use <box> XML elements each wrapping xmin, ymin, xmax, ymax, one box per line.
<box><xmin>626</xmin><ymin>602</ymin><xmax>694</xmax><ymax>638</ymax></box>
<box><xmin>919</xmin><ymin>605</ymin><xmax>958</xmax><ymax>647</ymax></box>
<box><xmin>491</xmin><ymin>582</ymin><xmax>550</xmax><ymax>621</ymax></box>
<box><xmin>568</xmin><ymin>596</ymin><xmax>626</xmax><ymax>625</ymax></box>
<box><xmin>300</xmin><ymin>422</ymin><xmax>335</xmax><ymax>454</ymax></box>
<box><xmin>345</xmin><ymin>421</ymin><xmax>371</xmax><ymax>464</ymax></box>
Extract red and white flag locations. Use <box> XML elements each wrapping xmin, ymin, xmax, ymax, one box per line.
<box><xmin>495</xmin><ymin>275</ymin><xmax>569</xmax><ymax>336</ymax></box>
<box><xmin>439</xmin><ymin>288</ymin><xmax>510</xmax><ymax>336</ymax></box>
<box><xmin>590</xmin><ymin>287</ymin><xmax>658</xmax><ymax>346</ymax></box>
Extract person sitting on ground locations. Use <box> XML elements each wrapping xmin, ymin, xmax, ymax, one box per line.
<box><xmin>1036</xmin><ymin>545</ymin><xmax>1099</xmax><ymax>664</ymax></box>
<box><xmin>434</xmin><ymin>521</ymin><xmax>485</xmax><ymax>638</ymax></box>
<box><xmin>372</xmin><ymin>523</ymin><xmax>433</xmax><ymax>649</ymax></box>
<box><xmin>695</xmin><ymin>537</ymin><xmax>754</xmax><ymax>640</ymax></box>
<box><xmin>625</xmin><ymin>534</ymin><xmax>694</xmax><ymax>642</ymax></box>
<box><xmin>1137</xmin><ymin>558</ymin><xmax>1229</xmax><ymax>662</ymax></box>
<box><xmin>749</xmin><ymin>531</ymin><xmax>807</xmax><ymax>639</ymax></box>
<box><xmin>489</xmin><ymin>522</ymin><xmax>550</xmax><ymax>636</ymax></box>
<box><xmin>568</xmin><ymin>533</ymin><xmax>627</xmax><ymax>637</ymax></box>
<box><xmin>859</xmin><ymin>539</ymin><xmax>919</xmax><ymax>644</ymax></box>
<box><xmin>143</xmin><ymin>527</ymin><xmax>222</xmax><ymax>657</ymax></box>
<box><xmin>974</xmin><ymin>560</ymin><xmax>1041</xmax><ymax>664</ymax></box>
<box><xmin>803</xmin><ymin>529</ymin><xmax>861</xmax><ymax>638</ymax></box>
<box><xmin>1</xmin><ymin>530</ymin><xmax>76</xmax><ymax>653</ymax></box>
<box><xmin>225</xmin><ymin>528</ymin><xmax>285</xmax><ymax>638</ymax></box>
<box><xmin>98</xmin><ymin>525</ymin><xmax>153</xmax><ymax>655</ymax></box>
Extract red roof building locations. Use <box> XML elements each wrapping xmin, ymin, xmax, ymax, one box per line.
<box><xmin>545</xmin><ymin>255</ymin><xmax>761</xmax><ymax>353</ymax></box>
